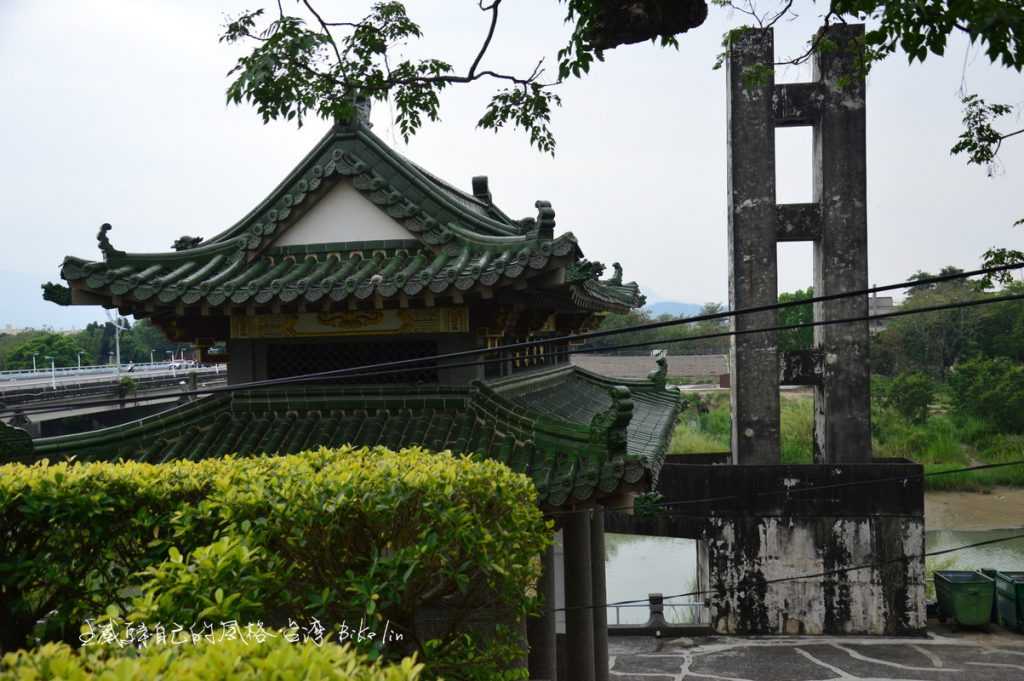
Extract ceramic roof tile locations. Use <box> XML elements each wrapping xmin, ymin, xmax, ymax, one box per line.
<box><xmin>10</xmin><ymin>367</ymin><xmax>680</xmax><ymax>508</ymax></box>
<box><xmin>50</xmin><ymin>122</ymin><xmax>643</xmax><ymax>315</ymax></box>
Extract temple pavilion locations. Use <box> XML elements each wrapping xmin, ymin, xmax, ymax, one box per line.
<box><xmin>12</xmin><ymin>113</ymin><xmax>681</xmax><ymax>678</ymax></box>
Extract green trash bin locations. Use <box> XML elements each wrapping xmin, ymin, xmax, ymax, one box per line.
<box><xmin>935</xmin><ymin>571</ymin><xmax>995</xmax><ymax>629</ymax></box>
<box><xmin>980</xmin><ymin>569</ymin><xmax>1000</xmax><ymax>623</ymax></box>
<box><xmin>994</xmin><ymin>571</ymin><xmax>1024</xmax><ymax>632</ymax></box>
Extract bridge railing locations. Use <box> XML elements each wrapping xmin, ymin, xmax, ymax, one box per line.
<box><xmin>0</xmin><ymin>361</ymin><xmax>218</xmax><ymax>379</ymax></box>
<box><xmin>606</xmin><ymin>593</ymin><xmax>707</xmax><ymax>629</ymax></box>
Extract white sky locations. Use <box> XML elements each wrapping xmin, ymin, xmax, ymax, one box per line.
<box><xmin>1</xmin><ymin>0</ymin><xmax>1022</xmax><ymax>330</ymax></box>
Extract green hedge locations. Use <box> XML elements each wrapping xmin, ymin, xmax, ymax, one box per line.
<box><xmin>0</xmin><ymin>637</ymin><xmax>422</xmax><ymax>680</ymax></box>
<box><xmin>0</xmin><ymin>447</ymin><xmax>551</xmax><ymax>680</ymax></box>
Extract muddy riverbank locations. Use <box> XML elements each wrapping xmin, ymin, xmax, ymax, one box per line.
<box><xmin>925</xmin><ymin>486</ymin><xmax>1024</xmax><ymax>530</ymax></box>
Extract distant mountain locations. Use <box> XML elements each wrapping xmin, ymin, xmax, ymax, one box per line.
<box><xmin>645</xmin><ymin>301</ymin><xmax>703</xmax><ymax>318</ymax></box>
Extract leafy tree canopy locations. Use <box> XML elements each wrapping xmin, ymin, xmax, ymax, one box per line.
<box><xmin>778</xmin><ymin>287</ymin><xmax>814</xmax><ymax>353</ymax></box>
<box><xmin>3</xmin><ymin>333</ymin><xmax>85</xmax><ymax>371</ymax></box>
<box><xmin>220</xmin><ymin>1</ymin><xmax>1023</xmax><ymax>154</ymax></box>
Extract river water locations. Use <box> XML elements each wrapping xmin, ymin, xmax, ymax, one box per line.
<box><xmin>603</xmin><ymin>529</ymin><xmax>1024</xmax><ymax>625</ymax></box>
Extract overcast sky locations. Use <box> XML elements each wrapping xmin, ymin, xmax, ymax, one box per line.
<box><xmin>2</xmin><ymin>0</ymin><xmax>1022</xmax><ymax>330</ymax></box>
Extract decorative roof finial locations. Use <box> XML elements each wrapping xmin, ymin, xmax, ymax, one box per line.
<box><xmin>534</xmin><ymin>200</ymin><xmax>555</xmax><ymax>239</ymax></box>
<box><xmin>96</xmin><ymin>223</ymin><xmax>125</xmax><ymax>260</ymax></box>
<box><xmin>335</xmin><ymin>93</ymin><xmax>372</xmax><ymax>129</ymax></box>
<box><xmin>472</xmin><ymin>176</ymin><xmax>492</xmax><ymax>203</ymax></box>
<box><xmin>172</xmin><ymin>235</ymin><xmax>204</xmax><ymax>251</ymax></box>
<box><xmin>647</xmin><ymin>349</ymin><xmax>668</xmax><ymax>388</ymax></box>
<box><xmin>608</xmin><ymin>262</ymin><xmax>623</xmax><ymax>285</ymax></box>
<box><xmin>355</xmin><ymin>96</ymin><xmax>372</xmax><ymax>127</ymax></box>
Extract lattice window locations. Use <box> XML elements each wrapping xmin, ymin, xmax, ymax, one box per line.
<box><xmin>267</xmin><ymin>340</ymin><xmax>439</xmax><ymax>384</ymax></box>
<box><xmin>484</xmin><ymin>336</ymin><xmax>570</xmax><ymax>379</ymax></box>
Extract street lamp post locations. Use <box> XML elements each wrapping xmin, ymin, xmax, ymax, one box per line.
<box><xmin>77</xmin><ymin>351</ymin><xmax>85</xmax><ymax>370</ymax></box>
<box><xmin>32</xmin><ymin>352</ymin><xmax>38</xmax><ymax>373</ymax></box>
<box><xmin>44</xmin><ymin>355</ymin><xmax>56</xmax><ymax>391</ymax></box>
<box><xmin>150</xmin><ymin>350</ymin><xmax>155</xmax><ymax>365</ymax></box>
<box><xmin>106</xmin><ymin>312</ymin><xmax>129</xmax><ymax>379</ymax></box>
<box><xmin>166</xmin><ymin>350</ymin><xmax>176</xmax><ymax>377</ymax></box>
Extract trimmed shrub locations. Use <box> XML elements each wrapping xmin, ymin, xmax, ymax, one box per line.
<box><xmin>0</xmin><ymin>637</ymin><xmax>422</xmax><ymax>680</ymax></box>
<box><xmin>0</xmin><ymin>447</ymin><xmax>551</xmax><ymax>680</ymax></box>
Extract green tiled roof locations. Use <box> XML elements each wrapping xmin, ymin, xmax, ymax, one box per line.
<box><xmin>52</xmin><ymin>122</ymin><xmax>644</xmax><ymax>315</ymax></box>
<box><xmin>10</xmin><ymin>367</ymin><xmax>681</xmax><ymax>508</ymax></box>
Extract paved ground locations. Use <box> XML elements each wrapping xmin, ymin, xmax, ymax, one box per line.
<box><xmin>609</xmin><ymin>626</ymin><xmax>1024</xmax><ymax>680</ymax></box>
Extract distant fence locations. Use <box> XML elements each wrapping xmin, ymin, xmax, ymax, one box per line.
<box><xmin>571</xmin><ymin>354</ymin><xmax>728</xmax><ymax>379</ymax></box>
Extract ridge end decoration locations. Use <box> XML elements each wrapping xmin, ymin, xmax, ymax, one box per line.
<box><xmin>96</xmin><ymin>223</ymin><xmax>125</xmax><ymax>261</ymax></box>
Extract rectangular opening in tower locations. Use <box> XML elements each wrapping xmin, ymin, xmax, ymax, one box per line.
<box><xmin>775</xmin><ymin>126</ymin><xmax>814</xmax><ymax>205</ymax></box>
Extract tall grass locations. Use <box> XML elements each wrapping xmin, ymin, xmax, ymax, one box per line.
<box><xmin>668</xmin><ymin>391</ymin><xmax>1024</xmax><ymax>491</ymax></box>
<box><xmin>670</xmin><ymin>424</ymin><xmax>729</xmax><ymax>453</ymax></box>
<box><xmin>780</xmin><ymin>398</ymin><xmax>814</xmax><ymax>464</ymax></box>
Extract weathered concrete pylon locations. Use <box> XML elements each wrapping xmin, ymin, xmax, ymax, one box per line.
<box><xmin>727</xmin><ymin>24</ymin><xmax>871</xmax><ymax>464</ymax></box>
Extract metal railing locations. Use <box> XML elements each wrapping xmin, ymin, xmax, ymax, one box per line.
<box><xmin>0</xmin><ymin>367</ymin><xmax>225</xmax><ymax>405</ymax></box>
<box><xmin>0</xmin><ymin>361</ymin><xmax>209</xmax><ymax>380</ymax></box>
<box><xmin>607</xmin><ymin>593</ymin><xmax>707</xmax><ymax>628</ymax></box>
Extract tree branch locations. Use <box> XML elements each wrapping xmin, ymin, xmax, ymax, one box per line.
<box><xmin>302</xmin><ymin>0</ymin><xmax>344</xmax><ymax>68</ymax></box>
<box><xmin>1001</xmin><ymin>127</ymin><xmax>1024</xmax><ymax>142</ymax></box>
<box><xmin>468</xmin><ymin>0</ymin><xmax>501</xmax><ymax>78</ymax></box>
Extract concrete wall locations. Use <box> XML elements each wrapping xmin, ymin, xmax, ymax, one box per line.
<box><xmin>605</xmin><ymin>460</ymin><xmax>926</xmax><ymax>636</ymax></box>
<box><xmin>705</xmin><ymin>515</ymin><xmax>925</xmax><ymax>635</ymax></box>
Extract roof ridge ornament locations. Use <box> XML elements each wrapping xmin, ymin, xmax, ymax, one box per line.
<box><xmin>590</xmin><ymin>385</ymin><xmax>633</xmax><ymax>458</ymax></box>
<box><xmin>41</xmin><ymin>281</ymin><xmax>71</xmax><ymax>306</ymax></box>
<box><xmin>471</xmin><ymin>176</ymin><xmax>492</xmax><ymax>203</ymax></box>
<box><xmin>333</xmin><ymin>93</ymin><xmax>372</xmax><ymax>130</ymax></box>
<box><xmin>607</xmin><ymin>262</ymin><xmax>623</xmax><ymax>285</ymax></box>
<box><xmin>534</xmin><ymin>200</ymin><xmax>555</xmax><ymax>239</ymax></box>
<box><xmin>96</xmin><ymin>223</ymin><xmax>125</xmax><ymax>261</ymax></box>
<box><xmin>567</xmin><ymin>259</ymin><xmax>606</xmax><ymax>283</ymax></box>
<box><xmin>172</xmin><ymin>235</ymin><xmax>205</xmax><ymax>251</ymax></box>
<box><xmin>647</xmin><ymin>349</ymin><xmax>668</xmax><ymax>389</ymax></box>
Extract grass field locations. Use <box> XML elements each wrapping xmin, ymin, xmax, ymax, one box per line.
<box><xmin>670</xmin><ymin>391</ymin><xmax>1024</xmax><ymax>490</ymax></box>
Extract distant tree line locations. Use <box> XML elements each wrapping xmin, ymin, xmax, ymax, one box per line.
<box><xmin>583</xmin><ymin>290</ymin><xmax>816</xmax><ymax>357</ymax></box>
<box><xmin>0</xmin><ymin>319</ymin><xmax>183</xmax><ymax>371</ymax></box>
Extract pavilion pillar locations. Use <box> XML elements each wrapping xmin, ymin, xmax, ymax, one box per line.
<box><xmin>527</xmin><ymin>543</ymin><xmax>557</xmax><ymax>681</ymax></box>
<box><xmin>563</xmin><ymin>510</ymin><xmax>596</xmax><ymax>681</ymax></box>
<box><xmin>726</xmin><ymin>27</ymin><xmax>781</xmax><ymax>464</ymax></box>
<box><xmin>590</xmin><ymin>508</ymin><xmax>609</xmax><ymax>681</ymax></box>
